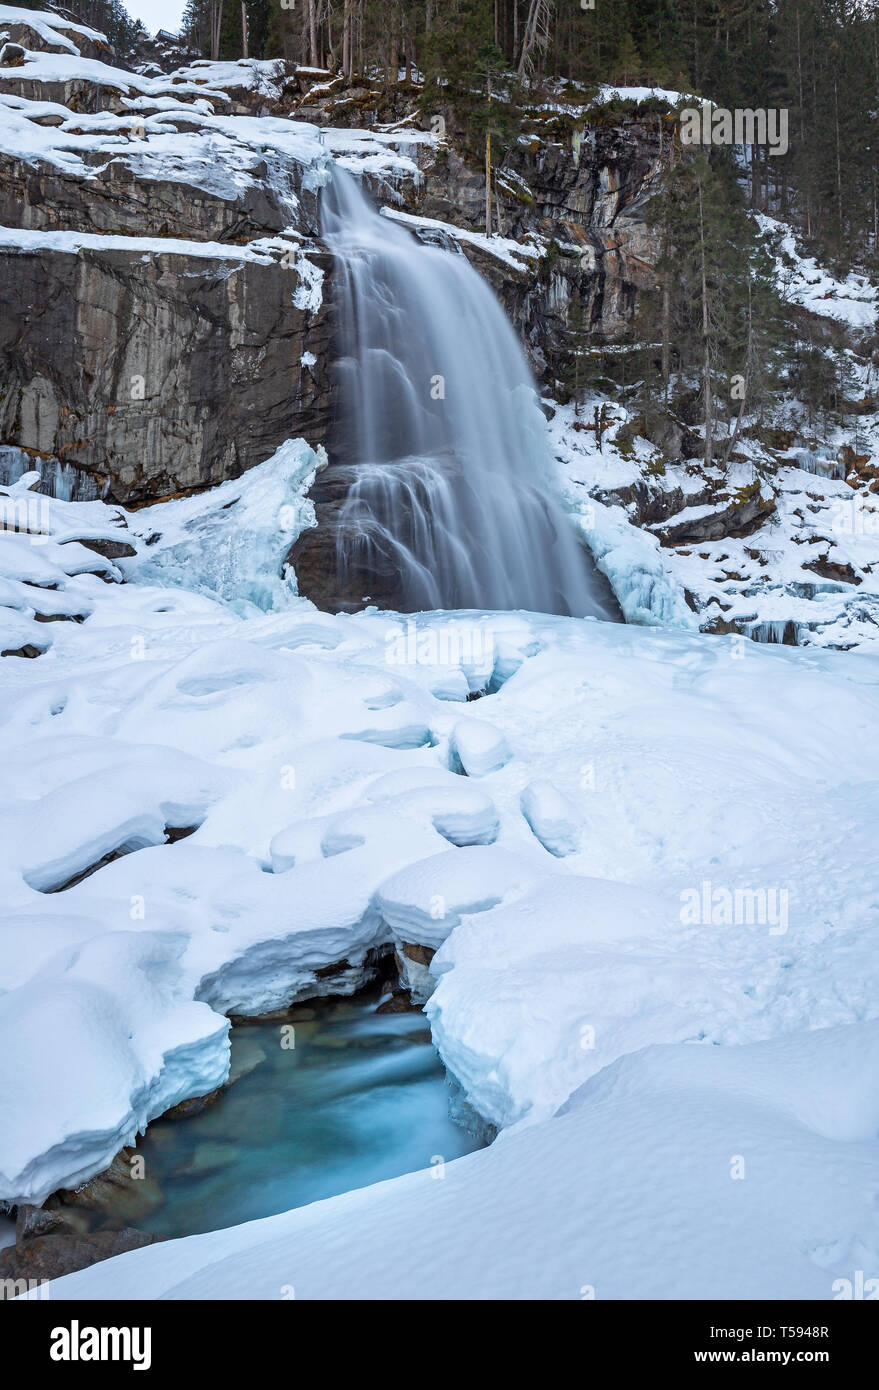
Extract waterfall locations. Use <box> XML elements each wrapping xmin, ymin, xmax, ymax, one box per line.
<box><xmin>321</xmin><ymin>168</ymin><xmax>616</xmax><ymax>620</ymax></box>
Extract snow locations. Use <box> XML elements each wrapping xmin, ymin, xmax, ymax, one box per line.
<box><xmin>164</xmin><ymin>59</ymin><xmax>285</xmax><ymax>95</ymax></box>
<box><xmin>593</xmin><ymin>85</ymin><xmax>693</xmax><ymax>108</ymax></box>
<box><xmin>120</xmin><ymin>438</ymin><xmax>324</xmax><ymax>612</ymax></box>
<box><xmin>1</xmin><ymin>934</ymin><xmax>230</xmax><ymax>1203</ymax></box>
<box><xmin>45</xmin><ymin>1022</ymin><xmax>879</xmax><ymax>1299</ymax></box>
<box><xmin>378</xmin><ymin>844</ymin><xmax>545</xmax><ymax>951</ymax></box>
<box><xmin>549</xmin><ymin>398</ymin><xmax>879</xmax><ymax>650</ymax></box>
<box><xmin>0</xmin><ymin>54</ymin><xmax>421</xmax><ymax>201</ymax></box>
<box><xmin>758</xmin><ymin>213</ymin><xmax>878</xmax><ymax>329</ymax></box>
<box><xmin>520</xmin><ymin>779</ymin><xmax>582</xmax><ymax>857</ymax></box>
<box><xmin>449</xmin><ymin>717</ymin><xmax>511</xmax><ymax>776</ymax></box>
<box><xmin>1</xmin><ymin>49</ymin><xmax>221</xmax><ymax>98</ymax></box>
<box><xmin>2</xmin><ymin>450</ymin><xmax>879</xmax><ymax>1269</ymax></box>
<box><xmin>0</xmin><ymin>4</ymin><xmax>108</xmax><ymax>52</ymax></box>
<box><xmin>382</xmin><ymin>205</ymin><xmax>545</xmax><ymax>272</ymax></box>
<box><xmin>2</xmin><ymin>10</ymin><xmax>879</xmax><ymax>1297</ymax></box>
<box><xmin>0</xmin><ymin>223</ymin><xmax>281</xmax><ymax>262</ymax></box>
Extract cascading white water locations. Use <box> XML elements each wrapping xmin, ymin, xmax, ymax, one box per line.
<box><xmin>322</xmin><ymin>168</ymin><xmax>615</xmax><ymax>619</ymax></box>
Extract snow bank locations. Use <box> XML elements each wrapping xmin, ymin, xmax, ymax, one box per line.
<box><xmin>3</xmin><ymin>445</ymin><xmax>879</xmax><ymax>1295</ymax></box>
<box><xmin>45</xmin><ymin>1022</ymin><xmax>879</xmax><ymax>1300</ymax></box>
<box><xmin>0</xmin><ymin>4</ymin><xmax>108</xmax><ymax>52</ymax></box>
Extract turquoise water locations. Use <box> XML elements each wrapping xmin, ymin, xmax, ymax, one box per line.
<box><xmin>72</xmin><ymin>989</ymin><xmax>482</xmax><ymax>1240</ymax></box>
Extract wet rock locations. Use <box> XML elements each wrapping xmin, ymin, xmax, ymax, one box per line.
<box><xmin>0</xmin><ymin>1227</ymin><xmax>159</xmax><ymax>1288</ymax></box>
<box><xmin>0</xmin><ymin>242</ymin><xmax>334</xmax><ymax>504</ymax></box>
<box><xmin>394</xmin><ymin>941</ymin><xmax>436</xmax><ymax>1005</ymax></box>
<box><xmin>375</xmin><ymin>990</ymin><xmax>422</xmax><ymax>1015</ymax></box>
<box><xmin>62</xmin><ymin>536</ymin><xmax>137</xmax><ymax>560</ymax></box>
<box><xmin>285</xmin><ymin>462</ymin><xmax>407</xmax><ymax>612</ymax></box>
<box><xmin>1</xmin><ymin>642</ymin><xmax>44</xmax><ymax>658</ymax></box>
<box><xmin>177</xmin><ymin>1141</ymin><xmax>239</xmax><ymax>1177</ymax></box>
<box><xmin>14</xmin><ymin>1203</ymin><xmax>70</xmax><ymax>1240</ymax></box>
<box><xmin>56</xmin><ymin>1148</ymin><xmax>164</xmax><ymax>1225</ymax></box>
<box><xmin>227</xmin><ymin>1034</ymin><xmax>267</xmax><ymax>1086</ymax></box>
<box><xmin>653</xmin><ymin>489</ymin><xmax>776</xmax><ymax>545</ymax></box>
<box><xmin>164</xmin><ymin>1086</ymin><xmax>224</xmax><ymax>1119</ymax></box>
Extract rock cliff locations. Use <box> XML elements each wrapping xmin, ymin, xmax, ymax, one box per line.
<box><xmin>0</xmin><ymin>16</ymin><xmax>667</xmax><ymax>506</ymax></box>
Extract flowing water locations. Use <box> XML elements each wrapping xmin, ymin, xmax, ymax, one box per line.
<box><xmin>322</xmin><ymin>168</ymin><xmax>616</xmax><ymax>619</ymax></box>
<box><xmin>59</xmin><ymin>989</ymin><xmax>481</xmax><ymax>1241</ymax></box>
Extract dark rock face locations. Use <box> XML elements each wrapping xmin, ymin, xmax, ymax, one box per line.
<box><xmin>0</xmin><ymin>1227</ymin><xmax>159</xmax><ymax>1289</ymax></box>
<box><xmin>405</xmin><ymin>121</ymin><xmax>664</xmax><ymax>377</ymax></box>
<box><xmin>0</xmin><ymin>156</ymin><xmax>303</xmax><ymax>242</ymax></box>
<box><xmin>287</xmin><ymin>463</ymin><xmax>416</xmax><ymax>613</ymax></box>
<box><xmin>0</xmin><ymin>49</ymin><xmax>666</xmax><ymax>534</ymax></box>
<box><xmin>0</xmin><ymin>242</ymin><xmax>334</xmax><ymax>504</ymax></box>
<box><xmin>653</xmin><ymin>489</ymin><xmax>776</xmax><ymax>545</ymax></box>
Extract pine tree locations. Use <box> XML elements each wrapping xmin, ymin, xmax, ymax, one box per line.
<box><xmin>634</xmin><ymin>148</ymin><xmax>784</xmax><ymax>465</ymax></box>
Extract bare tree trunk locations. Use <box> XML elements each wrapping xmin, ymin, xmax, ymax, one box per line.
<box><xmin>326</xmin><ymin>0</ymin><xmax>336</xmax><ymax>71</ymax></box>
<box><xmin>342</xmin><ymin>0</ymin><xmax>351</xmax><ymax>78</ymax></box>
<box><xmin>210</xmin><ymin>0</ymin><xmax>223</xmax><ymax>61</ymax></box>
<box><xmin>485</xmin><ymin>131</ymin><xmax>492</xmax><ymax>236</ymax></box>
<box><xmin>834</xmin><ymin>79</ymin><xmax>844</xmax><ymax>237</ymax></box>
<box><xmin>240</xmin><ymin>0</ymin><xmax>247</xmax><ymax>59</ymax></box>
<box><xmin>308</xmin><ymin>0</ymin><xmax>319</xmax><ymax>67</ymax></box>
<box><xmin>698</xmin><ymin>181</ymin><xmax>713</xmax><ymax>467</ymax></box>
<box><xmin>723</xmin><ymin>278</ymin><xmax>752</xmax><ymax>470</ymax></box>
<box><xmin>517</xmin><ymin>0</ymin><xmax>553</xmax><ymax>76</ymax></box>
<box><xmin>661</xmin><ymin>285</ymin><xmax>670</xmax><ymax>402</ymax></box>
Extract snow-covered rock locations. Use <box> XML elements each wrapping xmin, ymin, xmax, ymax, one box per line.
<box><xmin>520</xmin><ymin>778</ymin><xmax>582</xmax><ymax>856</ymax></box>
<box><xmin>449</xmin><ymin>717</ymin><xmax>511</xmax><ymax>777</ymax></box>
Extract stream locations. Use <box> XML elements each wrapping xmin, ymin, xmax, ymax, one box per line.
<box><xmin>62</xmin><ymin>986</ymin><xmax>483</xmax><ymax>1241</ymax></box>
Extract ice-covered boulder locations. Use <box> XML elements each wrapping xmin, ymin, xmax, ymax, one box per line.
<box><xmin>449</xmin><ymin>718</ymin><xmax>511</xmax><ymax>776</ymax></box>
<box><xmin>520</xmin><ymin>778</ymin><xmax>582</xmax><ymax>856</ymax></box>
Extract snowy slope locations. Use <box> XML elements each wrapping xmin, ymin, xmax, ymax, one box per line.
<box><xmin>551</xmin><ymin>397</ymin><xmax>879</xmax><ymax>651</ymax></box>
<box><xmin>758</xmin><ymin>213</ymin><xmax>878</xmax><ymax>331</ymax></box>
